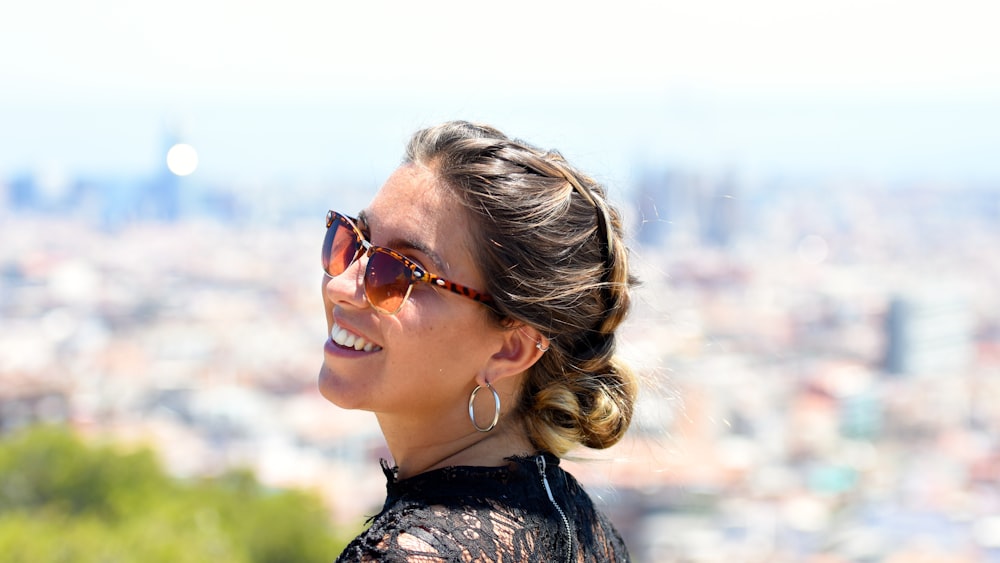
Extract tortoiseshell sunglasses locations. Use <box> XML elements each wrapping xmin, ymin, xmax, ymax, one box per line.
<box><xmin>322</xmin><ymin>210</ymin><xmax>495</xmax><ymax>315</ymax></box>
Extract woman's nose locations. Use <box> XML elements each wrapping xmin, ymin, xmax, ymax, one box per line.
<box><xmin>323</xmin><ymin>256</ymin><xmax>368</xmax><ymax>309</ymax></box>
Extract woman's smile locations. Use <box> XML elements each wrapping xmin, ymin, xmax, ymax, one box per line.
<box><xmin>329</xmin><ymin>320</ymin><xmax>383</xmax><ymax>352</ymax></box>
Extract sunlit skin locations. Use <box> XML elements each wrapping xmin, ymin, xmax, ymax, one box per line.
<box><xmin>319</xmin><ymin>163</ymin><xmax>547</xmax><ymax>479</ymax></box>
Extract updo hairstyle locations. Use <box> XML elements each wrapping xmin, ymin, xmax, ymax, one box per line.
<box><xmin>403</xmin><ymin>121</ymin><xmax>638</xmax><ymax>457</ymax></box>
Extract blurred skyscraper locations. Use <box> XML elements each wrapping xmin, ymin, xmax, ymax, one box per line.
<box><xmin>138</xmin><ymin>121</ymin><xmax>184</xmax><ymax>222</ymax></box>
<box><xmin>883</xmin><ymin>290</ymin><xmax>976</xmax><ymax>376</ymax></box>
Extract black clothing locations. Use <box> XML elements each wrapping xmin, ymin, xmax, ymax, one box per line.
<box><xmin>336</xmin><ymin>453</ymin><xmax>629</xmax><ymax>562</ymax></box>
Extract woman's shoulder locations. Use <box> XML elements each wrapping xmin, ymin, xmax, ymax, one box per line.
<box><xmin>334</xmin><ymin>501</ymin><xmax>463</xmax><ymax>562</ymax></box>
<box><xmin>336</xmin><ymin>496</ymin><xmax>558</xmax><ymax>562</ymax></box>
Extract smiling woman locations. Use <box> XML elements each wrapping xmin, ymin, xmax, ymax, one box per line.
<box><xmin>318</xmin><ymin>121</ymin><xmax>637</xmax><ymax>562</ymax></box>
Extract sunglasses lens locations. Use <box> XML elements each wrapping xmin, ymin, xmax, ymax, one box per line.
<box><xmin>365</xmin><ymin>251</ymin><xmax>413</xmax><ymax>313</ymax></box>
<box><xmin>322</xmin><ymin>218</ymin><xmax>360</xmax><ymax>276</ymax></box>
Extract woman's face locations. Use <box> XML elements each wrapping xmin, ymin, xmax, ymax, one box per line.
<box><xmin>318</xmin><ymin>164</ymin><xmax>503</xmax><ymax>421</ymax></box>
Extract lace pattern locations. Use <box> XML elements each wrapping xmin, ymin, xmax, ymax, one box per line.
<box><xmin>335</xmin><ymin>453</ymin><xmax>629</xmax><ymax>562</ymax></box>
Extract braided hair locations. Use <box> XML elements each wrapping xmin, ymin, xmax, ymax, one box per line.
<box><xmin>405</xmin><ymin>121</ymin><xmax>638</xmax><ymax>455</ymax></box>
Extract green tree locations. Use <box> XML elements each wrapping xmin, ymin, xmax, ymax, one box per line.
<box><xmin>0</xmin><ymin>425</ymin><xmax>349</xmax><ymax>562</ymax></box>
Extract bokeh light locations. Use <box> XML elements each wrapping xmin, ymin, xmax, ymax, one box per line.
<box><xmin>166</xmin><ymin>143</ymin><xmax>199</xmax><ymax>176</ymax></box>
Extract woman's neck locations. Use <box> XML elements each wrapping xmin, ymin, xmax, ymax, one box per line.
<box><xmin>377</xmin><ymin>415</ymin><xmax>535</xmax><ymax>480</ymax></box>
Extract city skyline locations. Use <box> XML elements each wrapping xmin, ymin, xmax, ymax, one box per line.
<box><xmin>3</xmin><ymin>92</ymin><xmax>999</xmax><ymax>193</ymax></box>
<box><xmin>3</xmin><ymin>169</ymin><xmax>998</xmax><ymax>560</ymax></box>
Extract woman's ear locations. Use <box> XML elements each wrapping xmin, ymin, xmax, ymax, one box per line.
<box><xmin>478</xmin><ymin>325</ymin><xmax>549</xmax><ymax>386</ymax></box>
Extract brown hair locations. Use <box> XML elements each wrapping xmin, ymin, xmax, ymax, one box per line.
<box><xmin>404</xmin><ymin>121</ymin><xmax>638</xmax><ymax>456</ymax></box>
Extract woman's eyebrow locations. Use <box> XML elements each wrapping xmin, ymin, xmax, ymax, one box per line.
<box><xmin>357</xmin><ymin>210</ymin><xmax>448</xmax><ymax>274</ymax></box>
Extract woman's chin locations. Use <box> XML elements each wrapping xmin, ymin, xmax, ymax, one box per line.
<box><xmin>317</xmin><ymin>364</ymin><xmax>365</xmax><ymax>410</ymax></box>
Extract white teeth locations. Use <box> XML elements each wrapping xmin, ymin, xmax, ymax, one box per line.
<box><xmin>330</xmin><ymin>322</ymin><xmax>382</xmax><ymax>352</ymax></box>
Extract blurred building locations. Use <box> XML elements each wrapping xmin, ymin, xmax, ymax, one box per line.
<box><xmin>883</xmin><ymin>290</ymin><xmax>976</xmax><ymax>376</ymax></box>
<box><xmin>635</xmin><ymin>167</ymin><xmax>742</xmax><ymax>248</ymax></box>
<box><xmin>138</xmin><ymin>123</ymin><xmax>183</xmax><ymax>222</ymax></box>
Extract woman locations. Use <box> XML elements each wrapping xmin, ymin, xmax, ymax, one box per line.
<box><xmin>320</xmin><ymin>120</ymin><xmax>637</xmax><ymax>562</ymax></box>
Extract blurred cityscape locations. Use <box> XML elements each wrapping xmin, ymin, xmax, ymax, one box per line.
<box><xmin>2</xmin><ymin>128</ymin><xmax>999</xmax><ymax>563</ymax></box>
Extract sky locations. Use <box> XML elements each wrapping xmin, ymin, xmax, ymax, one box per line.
<box><xmin>1</xmin><ymin>0</ymin><xmax>998</xmax><ymax>188</ymax></box>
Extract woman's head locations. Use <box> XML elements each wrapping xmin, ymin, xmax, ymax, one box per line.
<box><xmin>320</xmin><ymin>163</ymin><xmax>514</xmax><ymax>425</ymax></box>
<box><xmin>403</xmin><ymin>120</ymin><xmax>638</xmax><ymax>457</ymax></box>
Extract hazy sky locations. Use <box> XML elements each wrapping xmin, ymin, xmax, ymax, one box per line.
<box><xmin>2</xmin><ymin>0</ymin><xmax>998</xmax><ymax>186</ymax></box>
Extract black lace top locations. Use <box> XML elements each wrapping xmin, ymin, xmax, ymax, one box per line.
<box><xmin>335</xmin><ymin>453</ymin><xmax>629</xmax><ymax>562</ymax></box>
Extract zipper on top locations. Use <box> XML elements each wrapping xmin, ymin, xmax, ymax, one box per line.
<box><xmin>537</xmin><ymin>455</ymin><xmax>573</xmax><ymax>563</ymax></box>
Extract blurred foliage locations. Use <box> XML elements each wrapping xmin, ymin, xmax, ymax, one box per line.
<box><xmin>0</xmin><ymin>425</ymin><xmax>348</xmax><ymax>562</ymax></box>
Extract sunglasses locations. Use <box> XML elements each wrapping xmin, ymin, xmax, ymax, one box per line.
<box><xmin>322</xmin><ymin>210</ymin><xmax>495</xmax><ymax>315</ymax></box>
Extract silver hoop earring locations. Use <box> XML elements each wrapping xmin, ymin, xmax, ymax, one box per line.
<box><xmin>469</xmin><ymin>382</ymin><xmax>501</xmax><ymax>432</ymax></box>
<box><xmin>535</xmin><ymin>340</ymin><xmax>550</xmax><ymax>352</ymax></box>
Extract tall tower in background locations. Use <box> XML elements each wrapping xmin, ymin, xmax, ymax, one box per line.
<box><xmin>140</xmin><ymin>116</ymin><xmax>196</xmax><ymax>222</ymax></box>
